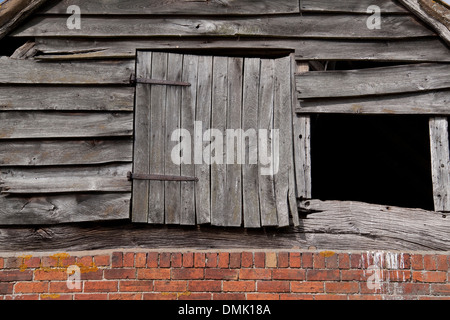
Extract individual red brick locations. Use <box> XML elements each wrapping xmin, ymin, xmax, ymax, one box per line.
<box><xmin>159</xmin><ymin>253</ymin><xmax>171</xmax><ymax>268</ymax></box>
<box><xmin>241</xmin><ymin>252</ymin><xmax>253</xmax><ymax>268</ymax></box>
<box><xmin>411</xmin><ymin>254</ymin><xmax>424</xmax><ymax>270</ymax></box>
<box><xmin>77</xmin><ymin>256</ymin><xmax>93</xmax><ymax>268</ymax></box>
<box><xmin>34</xmin><ymin>269</ymin><xmax>67</xmax><ymax>281</ymax></box>
<box><xmin>15</xmin><ymin>282</ymin><xmax>48</xmax><ymax>294</ymax></box>
<box><xmin>0</xmin><ymin>283</ymin><xmax>13</xmax><ymax>295</ymax></box>
<box><xmin>189</xmin><ymin>280</ymin><xmax>222</xmax><ymax>292</ymax></box>
<box><xmin>80</xmin><ymin>269</ymin><xmax>103</xmax><ymax>281</ymax></box>
<box><xmin>213</xmin><ymin>293</ymin><xmax>246</xmax><ymax>300</ymax></box>
<box><xmin>399</xmin><ymin>254</ymin><xmax>411</xmax><ymax>269</ymax></box>
<box><xmin>0</xmin><ymin>257</ymin><xmax>4</xmax><ymax>269</ymax></box>
<box><xmin>314</xmin><ymin>294</ymin><xmax>347</xmax><ymax>300</ymax></box>
<box><xmin>291</xmin><ymin>281</ymin><xmax>324</xmax><ymax>293</ymax></box>
<box><xmin>289</xmin><ymin>253</ymin><xmax>301</xmax><ymax>268</ymax></box>
<box><xmin>436</xmin><ymin>255</ymin><xmax>448</xmax><ymax>271</ymax></box>
<box><xmin>339</xmin><ymin>254</ymin><xmax>351</xmax><ymax>270</ymax></box>
<box><xmin>223</xmin><ymin>281</ymin><xmax>255</xmax><ymax>292</ymax></box>
<box><xmin>272</xmin><ymin>269</ymin><xmax>305</xmax><ymax>281</ymax></box>
<box><xmin>183</xmin><ymin>252</ymin><xmax>194</xmax><ymax>268</ymax></box>
<box><xmin>123</xmin><ymin>252</ymin><xmax>135</xmax><ymax>268</ymax></box>
<box><xmin>171</xmin><ymin>268</ymin><xmax>204</xmax><ymax>280</ymax></box>
<box><xmin>104</xmin><ymin>268</ymin><xmax>135</xmax><ymax>280</ymax></box>
<box><xmin>0</xmin><ymin>270</ymin><xmax>33</xmax><ymax>282</ymax></box>
<box><xmin>229</xmin><ymin>253</ymin><xmax>241</xmax><ymax>269</ymax></box>
<box><xmin>137</xmin><ymin>268</ymin><xmax>170</xmax><ymax>280</ymax></box>
<box><xmin>178</xmin><ymin>293</ymin><xmax>212</xmax><ymax>300</ymax></box>
<box><xmin>257</xmin><ymin>281</ymin><xmax>290</xmax><ymax>293</ymax></box>
<box><xmin>265</xmin><ymin>253</ymin><xmax>277</xmax><ymax>268</ymax></box>
<box><xmin>206</xmin><ymin>253</ymin><xmax>218</xmax><ymax>268</ymax></box>
<box><xmin>431</xmin><ymin>284</ymin><xmax>450</xmax><ymax>295</ymax></box>
<box><xmin>247</xmin><ymin>293</ymin><xmax>279</xmax><ymax>300</ymax></box>
<box><xmin>423</xmin><ymin>255</ymin><xmax>437</xmax><ymax>271</ymax></box>
<box><xmin>325</xmin><ymin>282</ymin><xmax>359</xmax><ymax>294</ymax></box>
<box><xmin>281</xmin><ymin>293</ymin><xmax>314</xmax><ymax>300</ymax></box>
<box><xmin>277</xmin><ymin>252</ymin><xmax>289</xmax><ymax>268</ymax></box>
<box><xmin>218</xmin><ymin>252</ymin><xmax>230</xmax><ymax>268</ymax></box>
<box><xmin>111</xmin><ymin>252</ymin><xmax>123</xmax><ymax>268</ymax></box>
<box><xmin>84</xmin><ymin>281</ymin><xmax>118</xmax><ymax>293</ymax></box>
<box><xmin>22</xmin><ymin>257</ymin><xmax>41</xmax><ymax>269</ymax></box>
<box><xmin>194</xmin><ymin>253</ymin><xmax>206</xmax><ymax>268</ymax></box>
<box><xmin>313</xmin><ymin>253</ymin><xmax>326</xmax><ymax>269</ymax></box>
<box><xmin>254</xmin><ymin>252</ymin><xmax>265</xmax><ymax>268</ymax></box>
<box><xmin>413</xmin><ymin>271</ymin><xmax>447</xmax><ymax>283</ymax></box>
<box><xmin>109</xmin><ymin>293</ymin><xmax>142</xmax><ymax>300</ymax></box>
<box><xmin>4</xmin><ymin>294</ymin><xmax>40</xmax><ymax>300</ymax></box>
<box><xmin>154</xmin><ymin>280</ymin><xmax>187</xmax><ymax>292</ymax></box>
<box><xmin>239</xmin><ymin>269</ymin><xmax>271</xmax><ymax>280</ymax></box>
<box><xmin>40</xmin><ymin>294</ymin><xmax>73</xmax><ymax>300</ymax></box>
<box><xmin>306</xmin><ymin>270</ymin><xmax>340</xmax><ymax>281</ymax></box>
<box><xmin>393</xmin><ymin>283</ymin><xmax>430</xmax><ymax>295</ymax></box>
<box><xmin>135</xmin><ymin>253</ymin><xmax>147</xmax><ymax>268</ymax></box>
<box><xmin>302</xmin><ymin>253</ymin><xmax>313</xmax><ymax>268</ymax></box>
<box><xmin>350</xmin><ymin>254</ymin><xmax>362</xmax><ymax>269</ymax></box>
<box><xmin>171</xmin><ymin>253</ymin><xmax>182</xmax><ymax>268</ymax></box>
<box><xmin>147</xmin><ymin>252</ymin><xmax>159</xmax><ymax>268</ymax></box>
<box><xmin>49</xmin><ymin>281</ymin><xmax>82</xmax><ymax>293</ymax></box>
<box><xmin>205</xmin><ymin>269</ymin><xmax>239</xmax><ymax>280</ymax></box>
<box><xmin>383</xmin><ymin>270</ymin><xmax>411</xmax><ymax>282</ymax></box>
<box><xmin>119</xmin><ymin>280</ymin><xmax>153</xmax><ymax>292</ymax></box>
<box><xmin>326</xmin><ymin>255</ymin><xmax>339</xmax><ymax>269</ymax></box>
<box><xmin>348</xmin><ymin>295</ymin><xmax>383</xmax><ymax>300</ymax></box>
<box><xmin>143</xmin><ymin>292</ymin><xmax>177</xmax><ymax>300</ymax></box>
<box><xmin>75</xmin><ymin>293</ymin><xmax>108</xmax><ymax>300</ymax></box>
<box><xmin>94</xmin><ymin>255</ymin><xmax>111</xmax><ymax>267</ymax></box>
<box><xmin>341</xmin><ymin>270</ymin><xmax>366</xmax><ymax>281</ymax></box>
<box><xmin>40</xmin><ymin>257</ymin><xmax>58</xmax><ymax>268</ymax></box>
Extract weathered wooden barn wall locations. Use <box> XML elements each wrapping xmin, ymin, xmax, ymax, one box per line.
<box><xmin>0</xmin><ymin>0</ymin><xmax>449</xmax><ymax>250</ymax></box>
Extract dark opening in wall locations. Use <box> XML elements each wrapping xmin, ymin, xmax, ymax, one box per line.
<box><xmin>311</xmin><ymin>114</ymin><xmax>434</xmax><ymax>211</ymax></box>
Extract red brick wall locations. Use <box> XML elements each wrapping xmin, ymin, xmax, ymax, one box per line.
<box><xmin>0</xmin><ymin>250</ymin><xmax>449</xmax><ymax>300</ymax></box>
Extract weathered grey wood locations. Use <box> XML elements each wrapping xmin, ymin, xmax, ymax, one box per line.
<box><xmin>148</xmin><ymin>52</ymin><xmax>168</xmax><ymax>224</ymax></box>
<box><xmin>301</xmin><ymin>0</ymin><xmax>409</xmax><ymax>13</ymax></box>
<box><xmin>35</xmin><ymin>38</ymin><xmax>450</xmax><ymax>63</ymax></box>
<box><xmin>296</xmin><ymin>90</ymin><xmax>450</xmax><ymax>115</ymax></box>
<box><xmin>195</xmin><ymin>55</ymin><xmax>213</xmax><ymax>225</ymax></box>
<box><xmin>0</xmin><ymin>139</ymin><xmax>133</xmax><ymax>166</ymax></box>
<box><xmin>0</xmin><ymin>193</ymin><xmax>130</xmax><ymax>225</ymax></box>
<box><xmin>258</xmin><ymin>59</ymin><xmax>278</xmax><ymax>227</ymax></box>
<box><xmin>293</xmin><ymin>63</ymin><xmax>312</xmax><ymax>201</ymax></box>
<box><xmin>273</xmin><ymin>56</ymin><xmax>295</xmax><ymax>228</ymax></box>
<box><xmin>299</xmin><ymin>199</ymin><xmax>450</xmax><ymax>251</ymax></box>
<box><xmin>242</xmin><ymin>58</ymin><xmax>261</xmax><ymax>228</ymax></box>
<box><xmin>39</xmin><ymin>0</ymin><xmax>300</xmax><ymax>15</ymax></box>
<box><xmin>10</xmin><ymin>41</ymin><xmax>37</xmax><ymax>59</ymax></box>
<box><xmin>296</xmin><ymin>63</ymin><xmax>450</xmax><ymax>99</ymax></box>
<box><xmin>224</xmin><ymin>57</ymin><xmax>243</xmax><ymax>227</ymax></box>
<box><xmin>0</xmin><ymin>86</ymin><xmax>134</xmax><ymax>111</ymax></box>
<box><xmin>429</xmin><ymin>117</ymin><xmax>450</xmax><ymax>212</ymax></box>
<box><xmin>0</xmin><ymin>112</ymin><xmax>133</xmax><ymax>139</ymax></box>
<box><xmin>12</xmin><ymin>15</ymin><xmax>435</xmax><ymax>39</ymax></box>
<box><xmin>132</xmin><ymin>51</ymin><xmax>152</xmax><ymax>223</ymax></box>
<box><xmin>0</xmin><ymin>58</ymin><xmax>134</xmax><ymax>84</ymax></box>
<box><xmin>399</xmin><ymin>0</ymin><xmax>450</xmax><ymax>46</ymax></box>
<box><xmin>164</xmin><ymin>53</ymin><xmax>183</xmax><ymax>225</ymax></box>
<box><xmin>0</xmin><ymin>164</ymin><xmax>131</xmax><ymax>194</ymax></box>
<box><xmin>211</xmin><ymin>56</ymin><xmax>228</xmax><ymax>227</ymax></box>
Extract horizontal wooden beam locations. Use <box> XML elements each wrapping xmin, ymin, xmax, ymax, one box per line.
<box><xmin>296</xmin><ymin>63</ymin><xmax>450</xmax><ymax>99</ymax></box>
<box><xmin>0</xmin><ymin>58</ymin><xmax>134</xmax><ymax>84</ymax></box>
<box><xmin>0</xmin><ymin>139</ymin><xmax>133</xmax><ymax>166</ymax></box>
<box><xmin>296</xmin><ymin>90</ymin><xmax>450</xmax><ymax>115</ymax></box>
<box><xmin>0</xmin><ymin>112</ymin><xmax>133</xmax><ymax>139</ymax></box>
<box><xmin>301</xmin><ymin>0</ymin><xmax>409</xmax><ymax>13</ymax></box>
<box><xmin>38</xmin><ymin>0</ymin><xmax>300</xmax><ymax>15</ymax></box>
<box><xmin>11</xmin><ymin>15</ymin><xmax>435</xmax><ymax>39</ymax></box>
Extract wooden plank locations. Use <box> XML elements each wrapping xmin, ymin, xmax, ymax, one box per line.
<box><xmin>301</xmin><ymin>0</ymin><xmax>409</xmax><ymax>13</ymax></box>
<box><xmin>273</xmin><ymin>56</ymin><xmax>294</xmax><ymax>228</ymax></box>
<box><xmin>164</xmin><ymin>53</ymin><xmax>183</xmax><ymax>225</ymax></box>
<box><xmin>179</xmin><ymin>55</ymin><xmax>198</xmax><ymax>226</ymax></box>
<box><xmin>429</xmin><ymin>117</ymin><xmax>450</xmax><ymax>212</ymax></box>
<box><xmin>0</xmin><ymin>193</ymin><xmax>130</xmax><ymax>225</ymax></box>
<box><xmin>147</xmin><ymin>52</ymin><xmax>168</xmax><ymax>224</ymax></box>
<box><xmin>0</xmin><ymin>58</ymin><xmax>134</xmax><ymax>84</ymax></box>
<box><xmin>0</xmin><ymin>164</ymin><xmax>131</xmax><ymax>194</ymax></box>
<box><xmin>0</xmin><ymin>139</ymin><xmax>133</xmax><ymax>166</ymax></box>
<box><xmin>224</xmin><ymin>57</ymin><xmax>243</xmax><ymax>227</ymax></box>
<box><xmin>296</xmin><ymin>90</ymin><xmax>450</xmax><ymax>115</ymax></box>
<box><xmin>39</xmin><ymin>0</ymin><xmax>300</xmax><ymax>15</ymax></box>
<box><xmin>35</xmin><ymin>38</ymin><xmax>450</xmax><ymax>63</ymax></box>
<box><xmin>258</xmin><ymin>59</ymin><xmax>278</xmax><ymax>227</ymax></box>
<box><xmin>210</xmin><ymin>56</ymin><xmax>228</xmax><ymax>227</ymax></box>
<box><xmin>132</xmin><ymin>51</ymin><xmax>152</xmax><ymax>223</ymax></box>
<box><xmin>12</xmin><ymin>15</ymin><xmax>435</xmax><ymax>39</ymax></box>
<box><xmin>0</xmin><ymin>112</ymin><xmax>133</xmax><ymax>139</ymax></box>
<box><xmin>242</xmin><ymin>58</ymin><xmax>261</xmax><ymax>228</ymax></box>
<box><xmin>0</xmin><ymin>86</ymin><xmax>134</xmax><ymax>111</ymax></box>
<box><xmin>195</xmin><ymin>55</ymin><xmax>213</xmax><ymax>225</ymax></box>
<box><xmin>296</xmin><ymin>63</ymin><xmax>450</xmax><ymax>99</ymax></box>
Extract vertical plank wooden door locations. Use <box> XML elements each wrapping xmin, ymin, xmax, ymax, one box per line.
<box><xmin>132</xmin><ymin>51</ymin><xmax>298</xmax><ymax>227</ymax></box>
